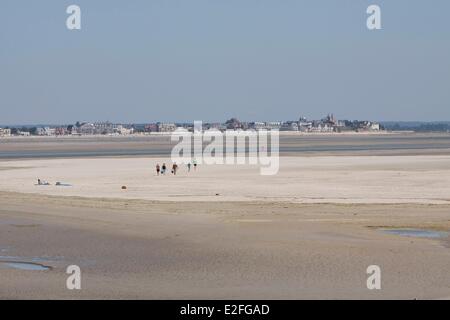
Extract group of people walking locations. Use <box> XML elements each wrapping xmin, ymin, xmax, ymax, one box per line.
<box><xmin>156</xmin><ymin>160</ymin><xmax>197</xmax><ymax>176</ymax></box>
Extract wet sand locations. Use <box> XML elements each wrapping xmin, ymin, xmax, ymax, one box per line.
<box><xmin>0</xmin><ymin>192</ymin><xmax>449</xmax><ymax>299</ymax></box>
<box><xmin>2</xmin><ymin>132</ymin><xmax>450</xmax><ymax>158</ymax></box>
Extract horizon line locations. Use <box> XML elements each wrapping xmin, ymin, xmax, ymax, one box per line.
<box><xmin>2</xmin><ymin>120</ymin><xmax>450</xmax><ymax>127</ymax></box>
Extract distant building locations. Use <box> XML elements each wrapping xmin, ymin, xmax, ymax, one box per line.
<box><xmin>293</xmin><ymin>114</ymin><xmax>383</xmax><ymax>133</ymax></box>
<box><xmin>324</xmin><ymin>113</ymin><xmax>337</xmax><ymax>125</ymax></box>
<box><xmin>298</xmin><ymin>120</ymin><xmax>312</xmax><ymax>132</ymax></box>
<box><xmin>76</xmin><ymin>123</ymin><xmax>95</xmax><ymax>135</ymax></box>
<box><xmin>204</xmin><ymin>123</ymin><xmax>226</xmax><ymax>131</ymax></box>
<box><xmin>280</xmin><ymin>121</ymin><xmax>299</xmax><ymax>131</ymax></box>
<box><xmin>265</xmin><ymin>122</ymin><xmax>282</xmax><ymax>130</ymax></box>
<box><xmin>225</xmin><ymin>118</ymin><xmax>243</xmax><ymax>130</ymax></box>
<box><xmin>144</xmin><ymin>124</ymin><xmax>158</xmax><ymax>133</ymax></box>
<box><xmin>55</xmin><ymin>127</ymin><xmax>67</xmax><ymax>136</ymax></box>
<box><xmin>370</xmin><ymin>122</ymin><xmax>380</xmax><ymax>131</ymax></box>
<box><xmin>116</xmin><ymin>126</ymin><xmax>134</xmax><ymax>135</ymax></box>
<box><xmin>157</xmin><ymin>123</ymin><xmax>177</xmax><ymax>132</ymax></box>
<box><xmin>36</xmin><ymin>127</ymin><xmax>44</xmax><ymax>135</ymax></box>
<box><xmin>310</xmin><ymin>121</ymin><xmax>334</xmax><ymax>133</ymax></box>
<box><xmin>0</xmin><ymin>128</ymin><xmax>11</xmax><ymax>137</ymax></box>
<box><xmin>356</xmin><ymin>121</ymin><xmax>381</xmax><ymax>132</ymax></box>
<box><xmin>36</xmin><ymin>127</ymin><xmax>55</xmax><ymax>136</ymax></box>
<box><xmin>248</xmin><ymin>122</ymin><xmax>266</xmax><ymax>130</ymax></box>
<box><xmin>93</xmin><ymin>122</ymin><xmax>126</xmax><ymax>135</ymax></box>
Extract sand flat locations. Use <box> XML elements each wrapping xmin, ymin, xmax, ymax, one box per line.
<box><xmin>1</xmin><ymin>156</ymin><xmax>450</xmax><ymax>204</ymax></box>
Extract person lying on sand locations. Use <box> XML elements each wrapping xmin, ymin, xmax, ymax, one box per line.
<box><xmin>56</xmin><ymin>182</ymin><xmax>72</xmax><ymax>187</ymax></box>
<box><xmin>37</xmin><ymin>179</ymin><xmax>50</xmax><ymax>186</ymax></box>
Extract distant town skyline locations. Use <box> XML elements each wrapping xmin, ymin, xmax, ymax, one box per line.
<box><xmin>0</xmin><ymin>114</ymin><xmax>385</xmax><ymax>136</ymax></box>
<box><xmin>1</xmin><ymin>1</ymin><xmax>450</xmax><ymax>125</ymax></box>
<box><xmin>2</xmin><ymin>116</ymin><xmax>450</xmax><ymax>128</ymax></box>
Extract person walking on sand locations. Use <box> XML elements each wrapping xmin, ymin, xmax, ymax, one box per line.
<box><xmin>193</xmin><ymin>159</ymin><xmax>197</xmax><ymax>171</ymax></box>
<box><xmin>187</xmin><ymin>162</ymin><xmax>191</xmax><ymax>172</ymax></box>
<box><xmin>161</xmin><ymin>163</ymin><xmax>167</xmax><ymax>175</ymax></box>
<box><xmin>172</xmin><ymin>162</ymin><xmax>178</xmax><ymax>175</ymax></box>
<box><xmin>156</xmin><ymin>164</ymin><xmax>160</xmax><ymax>176</ymax></box>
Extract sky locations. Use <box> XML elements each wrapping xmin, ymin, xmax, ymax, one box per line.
<box><xmin>1</xmin><ymin>0</ymin><xmax>449</xmax><ymax>125</ymax></box>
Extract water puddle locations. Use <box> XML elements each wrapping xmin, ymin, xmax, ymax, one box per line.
<box><xmin>382</xmin><ymin>228</ymin><xmax>449</xmax><ymax>239</ymax></box>
<box><xmin>0</xmin><ymin>253</ymin><xmax>56</xmax><ymax>271</ymax></box>
<box><xmin>0</xmin><ymin>261</ymin><xmax>51</xmax><ymax>271</ymax></box>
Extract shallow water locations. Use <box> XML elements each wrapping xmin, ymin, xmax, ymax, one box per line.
<box><xmin>382</xmin><ymin>229</ymin><xmax>448</xmax><ymax>239</ymax></box>
<box><xmin>2</xmin><ymin>134</ymin><xmax>450</xmax><ymax>159</ymax></box>
<box><xmin>0</xmin><ymin>252</ymin><xmax>56</xmax><ymax>271</ymax></box>
<box><xmin>0</xmin><ymin>261</ymin><xmax>51</xmax><ymax>271</ymax></box>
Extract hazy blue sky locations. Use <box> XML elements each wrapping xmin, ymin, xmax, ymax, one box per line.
<box><xmin>1</xmin><ymin>0</ymin><xmax>449</xmax><ymax>125</ymax></box>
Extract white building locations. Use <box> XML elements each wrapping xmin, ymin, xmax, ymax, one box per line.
<box><xmin>265</xmin><ymin>122</ymin><xmax>282</xmax><ymax>130</ymax></box>
<box><xmin>370</xmin><ymin>122</ymin><xmax>380</xmax><ymax>131</ymax></box>
<box><xmin>309</xmin><ymin>123</ymin><xmax>334</xmax><ymax>133</ymax></box>
<box><xmin>299</xmin><ymin>124</ymin><xmax>312</xmax><ymax>132</ymax></box>
<box><xmin>116</xmin><ymin>126</ymin><xmax>134</xmax><ymax>135</ymax></box>
<box><xmin>0</xmin><ymin>128</ymin><xmax>11</xmax><ymax>137</ymax></box>
<box><xmin>36</xmin><ymin>127</ymin><xmax>55</xmax><ymax>136</ymax></box>
<box><xmin>93</xmin><ymin>122</ymin><xmax>129</xmax><ymax>135</ymax></box>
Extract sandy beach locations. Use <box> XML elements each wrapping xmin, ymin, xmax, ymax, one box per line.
<box><xmin>0</xmin><ymin>150</ymin><xmax>449</xmax><ymax>299</ymax></box>
<box><xmin>1</xmin><ymin>155</ymin><xmax>450</xmax><ymax>204</ymax></box>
